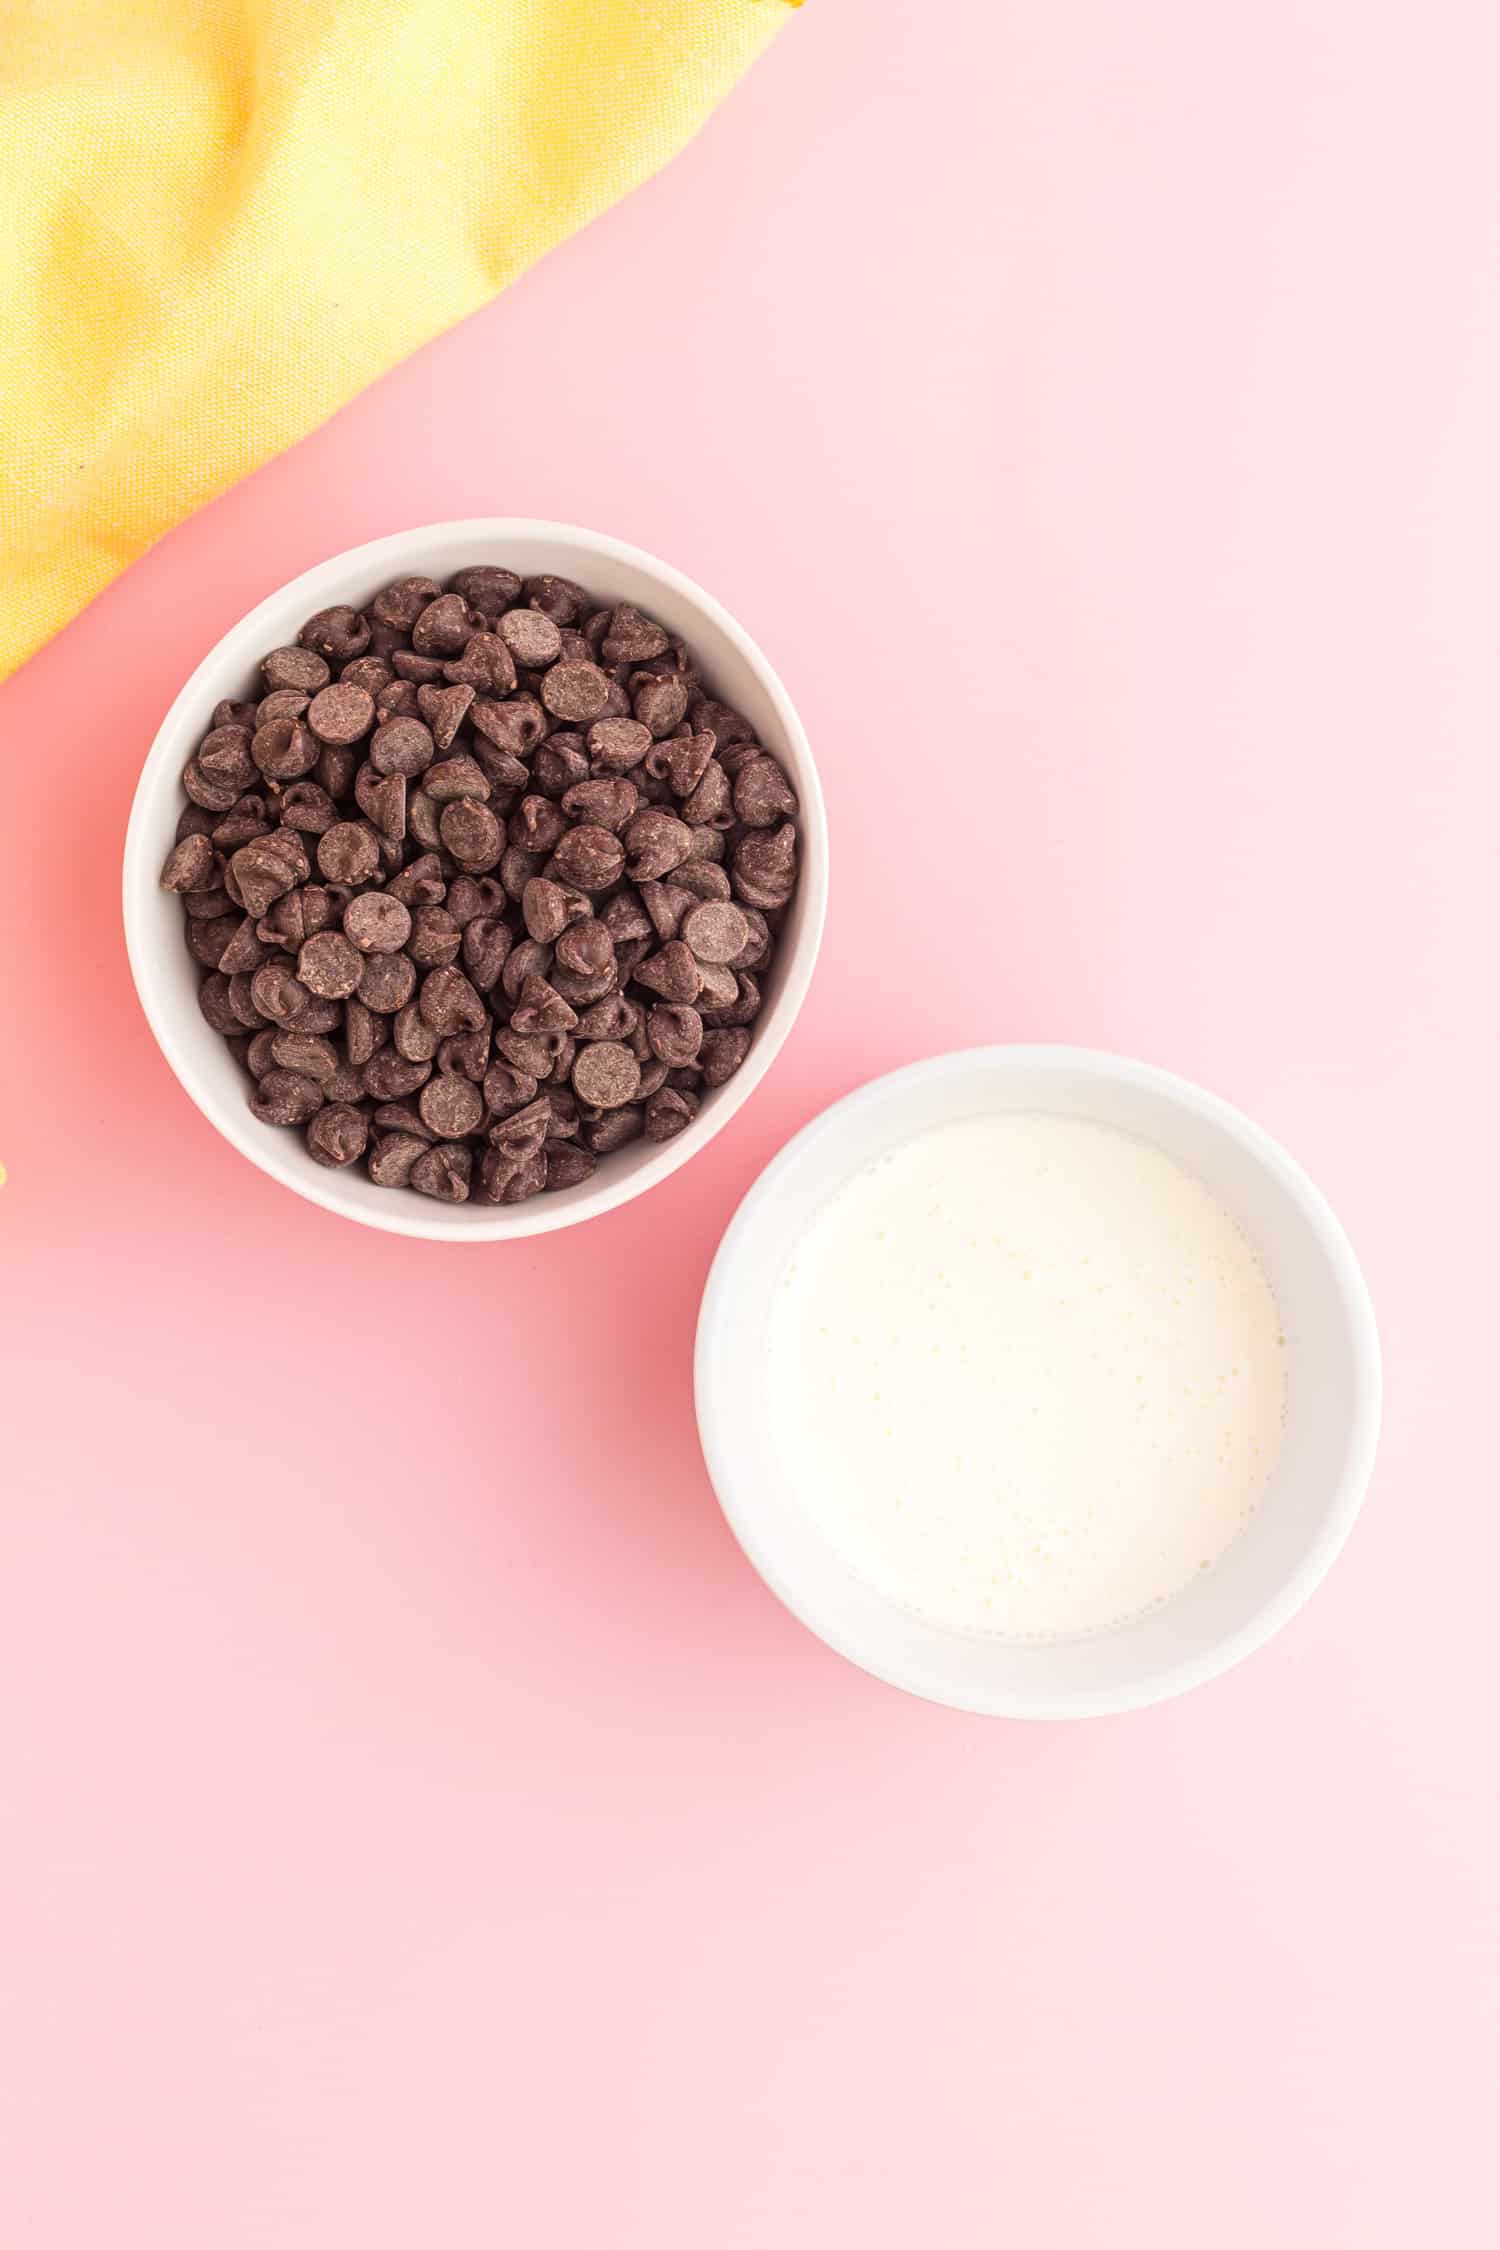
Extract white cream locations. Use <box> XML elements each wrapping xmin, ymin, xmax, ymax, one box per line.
<box><xmin>766</xmin><ymin>1114</ymin><xmax>1287</xmax><ymax>1640</ymax></box>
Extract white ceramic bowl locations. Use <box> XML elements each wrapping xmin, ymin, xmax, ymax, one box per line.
<box><xmin>123</xmin><ymin>520</ymin><xmax>827</xmax><ymax>1240</ymax></box>
<box><xmin>696</xmin><ymin>1047</ymin><xmax>1381</xmax><ymax>1719</ymax></box>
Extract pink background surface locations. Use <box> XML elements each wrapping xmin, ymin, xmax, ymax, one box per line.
<box><xmin>2</xmin><ymin>3</ymin><xmax>1496</xmax><ymax>2242</ymax></box>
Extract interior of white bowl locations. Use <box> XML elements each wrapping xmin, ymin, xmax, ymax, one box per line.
<box><xmin>123</xmin><ymin>521</ymin><xmax>827</xmax><ymax>1240</ymax></box>
<box><xmin>696</xmin><ymin>1047</ymin><xmax>1381</xmax><ymax>1718</ymax></box>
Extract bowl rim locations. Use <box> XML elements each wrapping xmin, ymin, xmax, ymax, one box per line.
<box><xmin>122</xmin><ymin>517</ymin><xmax>829</xmax><ymax>1242</ymax></box>
<box><xmin>695</xmin><ymin>1043</ymin><xmax>1383</xmax><ymax>1719</ymax></box>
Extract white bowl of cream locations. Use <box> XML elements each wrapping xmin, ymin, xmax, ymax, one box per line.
<box><xmin>695</xmin><ymin>1047</ymin><xmax>1381</xmax><ymax>1718</ymax></box>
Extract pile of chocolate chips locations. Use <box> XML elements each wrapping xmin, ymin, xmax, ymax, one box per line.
<box><xmin>160</xmin><ymin>567</ymin><xmax>800</xmax><ymax>1203</ymax></box>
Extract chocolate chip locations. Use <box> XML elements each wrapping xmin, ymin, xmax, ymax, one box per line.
<box><xmin>681</xmin><ymin>899</ymin><xmax>749</xmax><ymax>964</ymax></box>
<box><xmin>700</xmin><ymin>1028</ymin><xmax>751</xmax><ymax>1085</ymax></box>
<box><xmin>416</xmin><ymin>682</ymin><xmax>475</xmax><ymax>750</ymax></box>
<box><xmin>356</xmin><ymin>951</ymin><xmax>418</xmax><ymax>1012</ymax></box>
<box><xmin>541</xmin><ymin>660</ymin><xmax>610</xmax><ymax>723</ymax></box>
<box><xmin>532</xmin><ymin>738</ymin><xmax>590</xmax><ymax>797</ymax></box>
<box><xmin>264</xmin><ymin>645</ymin><xmax>330</xmax><ymax>694</ymax></box>
<box><xmin>344</xmin><ymin>999</ymin><xmax>383</xmax><ymax>1065</ymax></box>
<box><xmin>228</xmin><ymin>841</ymin><xmax>298</xmax><ymax>918</ymax></box>
<box><xmin>369</xmin><ymin>717</ymin><xmax>435</xmax><ymax>778</ymax></box>
<box><xmin>471</xmin><ymin>743</ymin><xmax>530</xmax><ymax>798</ymax></box>
<box><xmin>457</xmin><ymin>917</ymin><xmax>508</xmax><ymax>995</ymax></box>
<box><xmin>502</xmin><ymin>939</ymin><xmax>554</xmax><ymax>1004</ymax></box>
<box><xmin>363</xmin><ymin>1050</ymin><xmax>432</xmax><ymax>1101</ymax></box>
<box><xmin>387</xmin><ymin>853</ymin><xmax>447</xmax><ymax>908</ymax></box>
<box><xmin>251</xmin><ymin>717</ymin><xmax>319</xmax><ymax>782</ymax></box>
<box><xmin>488</xmin><ymin>1095</ymin><xmax>552</xmax><ymax>1159</ymax></box>
<box><xmin>424</xmin><ymin>755</ymin><xmax>490</xmax><ymax>804</ymax></box>
<box><xmin>438</xmin><ymin>1026</ymin><xmax>490</xmax><ymax>1081</ymax></box>
<box><xmin>176</xmin><ymin>806</ymin><xmax>220</xmax><ymax>845</ymax></box>
<box><xmin>418</xmin><ymin>964</ymin><xmax>487</xmax><ymax>1034</ymax></box>
<box><xmin>622</xmin><ymin>807</ymin><xmax>692</xmax><ymax>881</ymax></box>
<box><xmin>576</xmin><ymin>993</ymin><xmax>638</xmax><ymax>1042</ymax></box>
<box><xmin>371</xmin><ymin>576</ymin><xmax>442</xmax><ymax>630</ymax></box>
<box><xmin>181</xmin><ymin>757</ymin><xmax>239</xmax><ymax>813</ymax></box>
<box><xmin>343</xmin><ymin>892</ymin><xmax>411</xmax><ymax>954</ymax></box>
<box><xmin>374</xmin><ymin>678</ymin><xmax>420</xmax><ymax>723</ymax></box>
<box><xmin>270</xmin><ymin>1033</ymin><xmax>340</xmax><ymax>1081</ymax></box>
<box><xmin>682</xmin><ymin>758</ymin><xmax>731</xmax><ymax>827</ymax></box>
<box><xmin>449</xmin><ymin>565</ymin><xmax>522</xmax><ymax>616</ymax></box>
<box><xmin>410</xmin><ymin>1142</ymin><xmax>473</xmax><ymax>1201</ymax></box>
<box><xmin>647</xmin><ymin>1004</ymin><xmax>703</xmax><ymax>1067</ymax></box>
<box><xmin>733</xmin><ymin>754</ymin><xmax>799</xmax><ymax>828</ymax></box>
<box><xmin>512</xmin><ymin>794</ymin><xmax>567</xmax><ymax>853</ymax></box>
<box><xmin>299</xmin><ymin>607</ymin><xmax>369</xmax><ymax>663</ymax></box>
<box><xmin>732</xmin><ymin>822</ymin><xmax>797</xmax><ymax>909</ymax></box>
<box><xmin>548</xmin><ymin>824</ymin><xmax>624</xmax><ymax>892</ymax></box>
<box><xmin>317</xmin><ymin>821</ymin><xmax>380</xmax><ymax>885</ymax></box>
<box><xmin>584</xmin><ymin>1106</ymin><xmax>644</xmax><ymax>1154</ymax></box>
<box><xmin>500</xmin><ymin>608</ymin><xmax>563</xmax><ymax>668</ymax></box>
<box><xmin>297</xmin><ymin>930</ymin><xmax>363</xmax><ymax>999</ymax></box>
<box><xmin>341</xmin><ymin>655</ymin><xmax>394</xmax><ymax>696</ymax></box>
<box><xmin>439</xmin><ymin>799</ymin><xmax>504</xmax><ymax>873</ymax></box>
<box><xmin>408</xmin><ymin>790</ymin><xmax>441</xmax><ymax>850</ymax></box>
<box><xmin>161</xmin><ymin>833</ymin><xmax>216</xmax><ymax>892</ymax></box>
<box><xmin>213</xmin><ymin>697</ymin><xmax>259</xmax><ymax>730</ymax></box>
<box><xmin>695</xmin><ymin>960</ymin><xmax>740</xmax><ymax>1011</ymax></box>
<box><xmin>561</xmin><ymin>776</ymin><xmax>638</xmax><ymax>832</ymax></box>
<box><xmin>477</xmin><ymin>1146</ymin><xmax>546</xmax><ymax>1204</ymax></box>
<box><xmin>183</xmin><ymin>886</ymin><xmax>231</xmax><ymax>923</ymax></box>
<box><xmin>278</xmin><ymin>782</ymin><xmax>339</xmax><ymax>835</ymax></box>
<box><xmin>674</xmin><ymin>859</ymin><xmax>734</xmax><ymax>904</ymax></box>
<box><xmin>249</xmin><ymin>1069</ymin><xmax>324</xmax><ymax>1126</ymax></box>
<box><xmin>307</xmin><ymin>1105</ymin><xmax>369</xmax><ymax>1167</ymax></box>
<box><xmin>360</xmin><ymin>769</ymin><xmax>407</xmax><ymax>842</ymax></box>
<box><xmin>197</xmin><ymin>973</ymin><xmax>239</xmax><ymax>1033</ymax></box>
<box><xmin>419</xmin><ymin>1072</ymin><xmax>486</xmax><ymax>1139</ymax></box>
<box><xmin>411</xmin><ymin>594</ymin><xmax>477</xmax><ymax>657</ymax></box>
<box><xmin>524</xmin><ymin>574</ymin><xmax>588</xmax><ymax>624</ymax></box>
<box><xmin>483</xmin><ymin>1060</ymin><xmax>540</xmax><ymax>1119</ymax></box>
<box><xmin>555</xmin><ymin>920</ymin><xmax>614</xmax><ymax>983</ymax></box>
<box><xmin>404</xmin><ymin>903</ymin><xmax>460</xmax><ymax>969</ymax></box>
<box><xmin>644</xmin><ymin>1086</ymin><xmax>698</xmax><ymax>1141</ymax></box>
<box><xmin>307</xmin><ymin>682</ymin><xmax>375</xmax><ymax>745</ymax></box>
<box><xmin>369</xmin><ymin>1132</ymin><xmax>428</xmax><ymax>1188</ymax></box>
<box><xmin>703</xmin><ymin>970</ymin><xmax>762</xmax><ymax>1027</ymax></box>
<box><xmin>317</xmin><ymin>742</ymin><xmax>359</xmax><ymax>800</ymax></box>
<box><xmin>393</xmin><ymin>1000</ymin><xmax>441</xmax><ymax>1063</ymax></box>
<box><xmin>451</xmin><ymin>877</ymin><xmax>511</xmax><ymax>929</ymax></box>
<box><xmin>545</xmin><ymin>1144</ymin><xmax>597</xmax><ymax>1190</ymax></box>
<box><xmin>634</xmin><ymin>940</ymin><xmax>702</xmax><ymax>1003</ymax></box>
<box><xmin>602</xmin><ymin>604</ymin><xmax>669</xmax><ymax>664</ymax></box>
<box><xmin>587</xmin><ymin>716</ymin><xmax>652</xmax><ymax>774</ymax></box>
<box><xmin>217</xmin><ymin>913</ymin><xmax>269</xmax><ymax>976</ymax></box>
<box><xmin>572</xmin><ymin>1041</ymin><xmax>640</xmax><ymax>1110</ymax></box>
<box><xmin>510</xmin><ymin>974</ymin><xmax>579</xmax><ymax>1037</ymax></box>
<box><xmin>372</xmin><ymin>1101</ymin><xmax>433</xmax><ymax>1140</ymax></box>
<box><xmin>226</xmin><ymin>971</ymin><xmax>265</xmax><ymax>1027</ymax></box>
<box><xmin>471</xmin><ymin>694</ymin><xmax>547</xmax><ymax>757</ymax></box>
<box><xmin>633</xmin><ymin>673</ymin><xmax>690</xmax><ymax>738</ymax></box>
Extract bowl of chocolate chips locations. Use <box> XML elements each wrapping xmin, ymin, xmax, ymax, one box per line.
<box><xmin>124</xmin><ymin>521</ymin><xmax>826</xmax><ymax>1239</ymax></box>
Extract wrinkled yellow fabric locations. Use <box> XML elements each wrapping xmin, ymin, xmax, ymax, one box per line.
<box><xmin>0</xmin><ymin>0</ymin><xmax>791</xmax><ymax>681</ymax></box>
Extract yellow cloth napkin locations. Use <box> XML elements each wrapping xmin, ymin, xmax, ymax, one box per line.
<box><xmin>0</xmin><ymin>0</ymin><xmax>792</xmax><ymax>682</ymax></box>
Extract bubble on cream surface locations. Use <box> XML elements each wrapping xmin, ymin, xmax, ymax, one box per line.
<box><xmin>766</xmin><ymin>1114</ymin><xmax>1288</xmax><ymax>1641</ymax></box>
